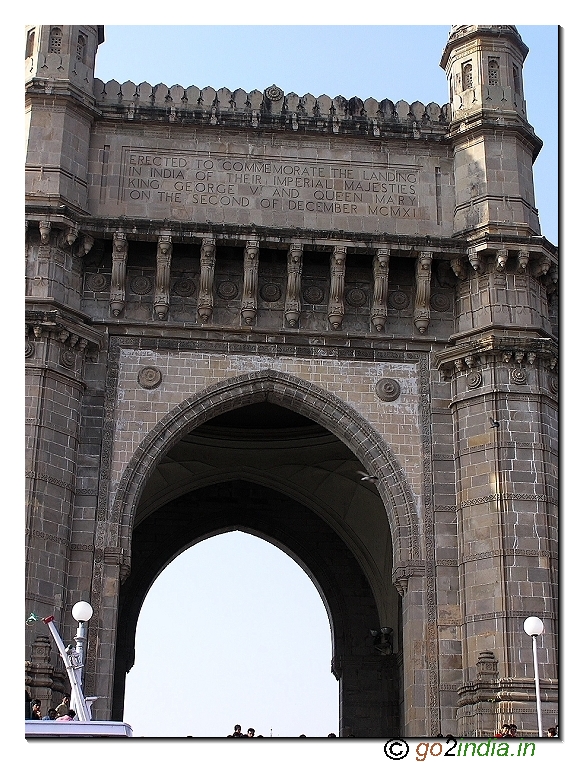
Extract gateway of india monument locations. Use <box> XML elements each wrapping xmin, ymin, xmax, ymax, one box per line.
<box><xmin>25</xmin><ymin>25</ymin><xmax>557</xmax><ymax>737</ymax></box>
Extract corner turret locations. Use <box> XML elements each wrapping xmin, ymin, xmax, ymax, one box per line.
<box><xmin>25</xmin><ymin>25</ymin><xmax>104</xmax><ymax>101</ymax></box>
<box><xmin>440</xmin><ymin>25</ymin><xmax>543</xmax><ymax>238</ymax></box>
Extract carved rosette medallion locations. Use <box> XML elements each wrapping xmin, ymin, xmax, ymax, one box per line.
<box><xmin>466</xmin><ymin>371</ymin><xmax>483</xmax><ymax>390</ymax></box>
<box><xmin>549</xmin><ymin>376</ymin><xmax>559</xmax><ymax>395</ymax></box>
<box><xmin>172</xmin><ymin>278</ymin><xmax>196</xmax><ymax>297</ymax></box>
<box><xmin>388</xmin><ymin>291</ymin><xmax>410</xmax><ymax>310</ymax></box>
<box><xmin>260</xmin><ymin>283</ymin><xmax>282</xmax><ymax>302</ymax></box>
<box><xmin>303</xmin><ymin>285</ymin><xmax>325</xmax><ymax>304</ymax></box>
<box><xmin>60</xmin><ymin>349</ymin><xmax>76</xmax><ymax>369</ymax></box>
<box><xmin>87</xmin><ymin>273</ymin><xmax>108</xmax><ymax>292</ymax></box>
<box><xmin>217</xmin><ymin>281</ymin><xmax>238</xmax><ymax>300</ymax></box>
<box><xmin>375</xmin><ymin>378</ymin><xmax>401</xmax><ymax>402</ymax></box>
<box><xmin>430</xmin><ymin>293</ymin><xmax>451</xmax><ymax>312</ymax></box>
<box><xmin>138</xmin><ymin>366</ymin><xmax>163</xmax><ymax>390</ymax></box>
<box><xmin>510</xmin><ymin>368</ymin><xmax>527</xmax><ymax>385</ymax></box>
<box><xmin>264</xmin><ymin>85</ymin><xmax>284</xmax><ymax>101</ymax></box>
<box><xmin>25</xmin><ymin>341</ymin><xmax>35</xmax><ymax>358</ymax></box>
<box><xmin>130</xmin><ymin>276</ymin><xmax>153</xmax><ymax>295</ymax></box>
<box><xmin>346</xmin><ymin>288</ymin><xmax>367</xmax><ymax>307</ymax></box>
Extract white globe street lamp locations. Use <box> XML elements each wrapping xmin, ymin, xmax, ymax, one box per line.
<box><xmin>71</xmin><ymin>601</ymin><xmax>93</xmax><ymax>710</ymax></box>
<box><xmin>524</xmin><ymin>617</ymin><xmax>544</xmax><ymax>737</ymax></box>
<box><xmin>40</xmin><ymin>601</ymin><xmax>94</xmax><ymax>722</ymax></box>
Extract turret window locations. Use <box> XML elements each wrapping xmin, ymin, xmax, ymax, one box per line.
<box><xmin>462</xmin><ymin>62</ymin><xmax>473</xmax><ymax>90</ymax></box>
<box><xmin>488</xmin><ymin>58</ymin><xmax>500</xmax><ymax>86</ymax></box>
<box><xmin>49</xmin><ymin>27</ymin><xmax>62</xmax><ymax>54</ymax></box>
<box><xmin>25</xmin><ymin>29</ymin><xmax>35</xmax><ymax>59</ymax></box>
<box><xmin>513</xmin><ymin>64</ymin><xmax>522</xmax><ymax>95</ymax></box>
<box><xmin>76</xmin><ymin>33</ymin><xmax>87</xmax><ymax>62</ymax></box>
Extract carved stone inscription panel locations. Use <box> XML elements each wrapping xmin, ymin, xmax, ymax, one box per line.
<box><xmin>95</xmin><ymin>141</ymin><xmax>451</xmax><ymax>234</ymax></box>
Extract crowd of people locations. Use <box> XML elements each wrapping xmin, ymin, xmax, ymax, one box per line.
<box><xmin>494</xmin><ymin>722</ymin><xmax>559</xmax><ymax>739</ymax></box>
<box><xmin>27</xmin><ymin>693</ymin><xmax>75</xmax><ymax>721</ymax></box>
<box><xmin>227</xmin><ymin>724</ymin><xmax>338</xmax><ymax>738</ymax></box>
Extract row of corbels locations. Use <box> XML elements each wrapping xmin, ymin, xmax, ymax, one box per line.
<box><xmin>451</xmin><ymin>247</ymin><xmax>556</xmax><ymax>281</ymax></box>
<box><xmin>26</xmin><ymin>320</ymin><xmax>90</xmax><ymax>353</ymax></box>
<box><xmin>31</xmin><ymin>219</ymin><xmax>95</xmax><ymax>257</ymax></box>
<box><xmin>446</xmin><ymin>349</ymin><xmax>558</xmax><ymax>375</ymax></box>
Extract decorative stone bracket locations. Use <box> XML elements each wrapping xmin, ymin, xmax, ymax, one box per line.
<box><xmin>26</xmin><ymin>217</ymin><xmax>95</xmax><ymax>258</ymax></box>
<box><xmin>241</xmin><ymin>237</ymin><xmax>260</xmax><ymax>325</ymax></box>
<box><xmin>391</xmin><ymin>561</ymin><xmax>426</xmax><ymax>596</ymax></box>
<box><xmin>449</xmin><ymin>244</ymin><xmax>557</xmax><ymax>283</ymax></box>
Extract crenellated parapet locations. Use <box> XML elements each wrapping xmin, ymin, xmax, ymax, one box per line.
<box><xmin>93</xmin><ymin>78</ymin><xmax>450</xmax><ymax>138</ymax></box>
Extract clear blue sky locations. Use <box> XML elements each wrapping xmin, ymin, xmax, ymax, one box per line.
<box><xmin>89</xmin><ymin>22</ymin><xmax>560</xmax><ymax>744</ymax></box>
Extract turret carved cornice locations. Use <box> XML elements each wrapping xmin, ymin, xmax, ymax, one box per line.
<box><xmin>25</xmin><ymin>303</ymin><xmax>103</xmax><ymax>358</ymax></box>
<box><xmin>450</xmin><ymin>243</ymin><xmax>557</xmax><ymax>284</ymax></box>
<box><xmin>434</xmin><ymin>333</ymin><xmax>558</xmax><ymax>381</ymax></box>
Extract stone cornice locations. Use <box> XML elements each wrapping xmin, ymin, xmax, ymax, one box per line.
<box><xmin>433</xmin><ymin>332</ymin><xmax>558</xmax><ymax>375</ymax></box>
<box><xmin>25</xmin><ymin>301</ymin><xmax>104</xmax><ymax>354</ymax></box>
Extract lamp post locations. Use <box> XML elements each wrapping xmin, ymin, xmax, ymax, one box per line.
<box><xmin>40</xmin><ymin>601</ymin><xmax>93</xmax><ymax>722</ymax></box>
<box><xmin>72</xmin><ymin>600</ymin><xmax>93</xmax><ymax>699</ymax></box>
<box><xmin>523</xmin><ymin>616</ymin><xmax>544</xmax><ymax>737</ymax></box>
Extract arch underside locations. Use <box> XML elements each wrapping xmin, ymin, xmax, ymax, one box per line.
<box><xmin>112</xmin><ymin>369</ymin><xmax>420</xmax><ymax>567</ymax></box>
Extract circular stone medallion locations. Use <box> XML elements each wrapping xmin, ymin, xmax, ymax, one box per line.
<box><xmin>130</xmin><ymin>276</ymin><xmax>153</xmax><ymax>295</ymax></box>
<box><xmin>510</xmin><ymin>368</ymin><xmax>527</xmax><ymax>385</ymax></box>
<box><xmin>388</xmin><ymin>291</ymin><xmax>410</xmax><ymax>310</ymax></box>
<box><xmin>264</xmin><ymin>85</ymin><xmax>284</xmax><ymax>102</ymax></box>
<box><xmin>87</xmin><ymin>273</ymin><xmax>108</xmax><ymax>292</ymax></box>
<box><xmin>303</xmin><ymin>285</ymin><xmax>325</xmax><ymax>304</ymax></box>
<box><xmin>346</xmin><ymin>288</ymin><xmax>367</xmax><ymax>307</ymax></box>
<box><xmin>60</xmin><ymin>349</ymin><xmax>76</xmax><ymax>369</ymax></box>
<box><xmin>375</xmin><ymin>377</ymin><xmax>401</xmax><ymax>402</ymax></box>
<box><xmin>138</xmin><ymin>366</ymin><xmax>163</xmax><ymax>390</ymax></box>
<box><xmin>217</xmin><ymin>281</ymin><xmax>238</xmax><ymax>300</ymax></box>
<box><xmin>173</xmin><ymin>278</ymin><xmax>196</xmax><ymax>297</ymax></box>
<box><xmin>260</xmin><ymin>283</ymin><xmax>282</xmax><ymax>302</ymax></box>
<box><xmin>430</xmin><ymin>293</ymin><xmax>451</xmax><ymax>312</ymax></box>
<box><xmin>466</xmin><ymin>371</ymin><xmax>483</xmax><ymax>390</ymax></box>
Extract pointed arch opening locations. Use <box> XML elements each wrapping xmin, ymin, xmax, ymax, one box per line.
<box><xmin>123</xmin><ymin>530</ymin><xmax>340</xmax><ymax>737</ymax></box>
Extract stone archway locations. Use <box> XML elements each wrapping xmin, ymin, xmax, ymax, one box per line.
<box><xmin>110</xmin><ymin>370</ymin><xmax>420</xmax><ymax>565</ymax></box>
<box><xmin>97</xmin><ymin>369</ymin><xmax>425</xmax><ymax>735</ymax></box>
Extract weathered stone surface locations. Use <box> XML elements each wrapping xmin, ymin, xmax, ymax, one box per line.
<box><xmin>25</xmin><ymin>24</ymin><xmax>558</xmax><ymax>738</ymax></box>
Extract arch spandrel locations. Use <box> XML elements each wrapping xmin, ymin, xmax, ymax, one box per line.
<box><xmin>110</xmin><ymin>369</ymin><xmax>421</xmax><ymax>569</ymax></box>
